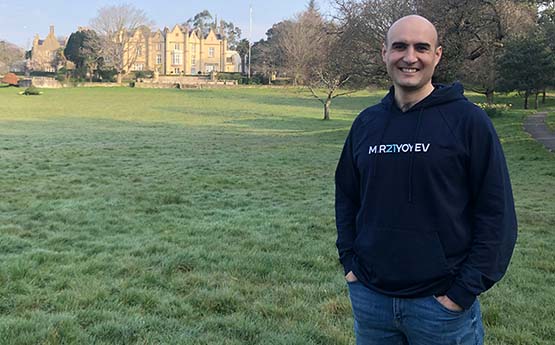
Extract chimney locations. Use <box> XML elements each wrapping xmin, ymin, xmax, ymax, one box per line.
<box><xmin>49</xmin><ymin>25</ymin><xmax>55</xmax><ymax>36</ymax></box>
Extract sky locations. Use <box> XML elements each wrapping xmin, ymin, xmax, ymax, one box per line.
<box><xmin>0</xmin><ymin>0</ymin><xmax>335</xmax><ymax>49</ymax></box>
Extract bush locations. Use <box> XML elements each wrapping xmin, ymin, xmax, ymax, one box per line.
<box><xmin>133</xmin><ymin>70</ymin><xmax>153</xmax><ymax>79</ymax></box>
<box><xmin>97</xmin><ymin>69</ymin><xmax>117</xmax><ymax>82</ymax></box>
<box><xmin>216</xmin><ymin>72</ymin><xmax>242</xmax><ymax>81</ymax></box>
<box><xmin>477</xmin><ymin>103</ymin><xmax>512</xmax><ymax>118</ymax></box>
<box><xmin>21</xmin><ymin>86</ymin><xmax>42</xmax><ymax>95</ymax></box>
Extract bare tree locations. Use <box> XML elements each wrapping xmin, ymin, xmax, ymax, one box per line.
<box><xmin>276</xmin><ymin>13</ymin><xmax>322</xmax><ymax>85</ymax></box>
<box><xmin>420</xmin><ymin>0</ymin><xmax>537</xmax><ymax>103</ymax></box>
<box><xmin>0</xmin><ymin>40</ymin><xmax>24</xmax><ymax>74</ymax></box>
<box><xmin>90</xmin><ymin>4</ymin><xmax>153</xmax><ymax>83</ymax></box>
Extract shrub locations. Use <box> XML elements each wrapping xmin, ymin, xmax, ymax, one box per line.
<box><xmin>1</xmin><ymin>72</ymin><xmax>19</xmax><ymax>86</ymax></box>
<box><xmin>477</xmin><ymin>103</ymin><xmax>512</xmax><ymax>118</ymax></box>
<box><xmin>134</xmin><ymin>70</ymin><xmax>153</xmax><ymax>79</ymax></box>
<box><xmin>22</xmin><ymin>86</ymin><xmax>42</xmax><ymax>95</ymax></box>
<box><xmin>216</xmin><ymin>72</ymin><xmax>242</xmax><ymax>81</ymax></box>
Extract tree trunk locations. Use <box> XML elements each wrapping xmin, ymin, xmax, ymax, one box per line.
<box><xmin>116</xmin><ymin>73</ymin><xmax>123</xmax><ymax>84</ymax></box>
<box><xmin>534</xmin><ymin>92</ymin><xmax>539</xmax><ymax>109</ymax></box>
<box><xmin>524</xmin><ymin>90</ymin><xmax>529</xmax><ymax>109</ymax></box>
<box><xmin>323</xmin><ymin>97</ymin><xmax>331</xmax><ymax>120</ymax></box>
<box><xmin>542</xmin><ymin>89</ymin><xmax>546</xmax><ymax>104</ymax></box>
<box><xmin>485</xmin><ymin>89</ymin><xmax>494</xmax><ymax>104</ymax></box>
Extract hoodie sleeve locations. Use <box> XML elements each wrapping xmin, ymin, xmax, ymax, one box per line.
<box><xmin>335</xmin><ymin>128</ymin><xmax>361</xmax><ymax>275</ymax></box>
<box><xmin>446</xmin><ymin>109</ymin><xmax>518</xmax><ymax>310</ymax></box>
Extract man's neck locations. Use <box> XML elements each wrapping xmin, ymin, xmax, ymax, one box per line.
<box><xmin>394</xmin><ymin>84</ymin><xmax>435</xmax><ymax>112</ymax></box>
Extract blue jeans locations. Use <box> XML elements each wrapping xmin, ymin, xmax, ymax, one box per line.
<box><xmin>347</xmin><ymin>281</ymin><xmax>484</xmax><ymax>345</ymax></box>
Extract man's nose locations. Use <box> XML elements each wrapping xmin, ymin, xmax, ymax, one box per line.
<box><xmin>403</xmin><ymin>47</ymin><xmax>418</xmax><ymax>64</ymax></box>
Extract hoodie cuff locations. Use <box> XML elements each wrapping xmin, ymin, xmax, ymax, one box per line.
<box><xmin>341</xmin><ymin>254</ymin><xmax>354</xmax><ymax>276</ymax></box>
<box><xmin>446</xmin><ymin>283</ymin><xmax>476</xmax><ymax>310</ymax></box>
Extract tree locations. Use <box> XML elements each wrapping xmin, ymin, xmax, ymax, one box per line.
<box><xmin>220</xmin><ymin>20</ymin><xmax>242</xmax><ymax>49</ymax></box>
<box><xmin>90</xmin><ymin>4</ymin><xmax>153</xmax><ymax>83</ymax></box>
<box><xmin>420</xmin><ymin>0</ymin><xmax>537</xmax><ymax>103</ymax></box>
<box><xmin>497</xmin><ymin>35</ymin><xmax>555</xmax><ymax>109</ymax></box>
<box><xmin>65</xmin><ymin>29</ymin><xmax>101</xmax><ymax>81</ymax></box>
<box><xmin>251</xmin><ymin>21</ymin><xmax>291</xmax><ymax>82</ymax></box>
<box><xmin>184</xmin><ymin>10</ymin><xmax>213</xmax><ymax>36</ymax></box>
<box><xmin>235</xmin><ymin>39</ymin><xmax>250</xmax><ymax>74</ymax></box>
<box><xmin>306</xmin><ymin>31</ymin><xmax>359</xmax><ymax>120</ymax></box>
<box><xmin>184</xmin><ymin>10</ymin><xmax>242</xmax><ymax>49</ymax></box>
<box><xmin>0</xmin><ymin>40</ymin><xmax>24</xmax><ymax>74</ymax></box>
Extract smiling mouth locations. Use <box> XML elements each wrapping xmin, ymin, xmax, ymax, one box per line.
<box><xmin>400</xmin><ymin>68</ymin><xmax>419</xmax><ymax>73</ymax></box>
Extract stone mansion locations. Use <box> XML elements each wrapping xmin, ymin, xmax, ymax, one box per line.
<box><xmin>30</xmin><ymin>24</ymin><xmax>241</xmax><ymax>75</ymax></box>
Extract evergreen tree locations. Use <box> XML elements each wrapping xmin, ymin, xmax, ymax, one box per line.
<box><xmin>497</xmin><ymin>35</ymin><xmax>555</xmax><ymax>109</ymax></box>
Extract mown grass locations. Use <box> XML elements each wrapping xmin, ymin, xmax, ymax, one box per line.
<box><xmin>0</xmin><ymin>86</ymin><xmax>554</xmax><ymax>345</ymax></box>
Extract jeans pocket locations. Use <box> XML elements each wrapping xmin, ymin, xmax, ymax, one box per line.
<box><xmin>431</xmin><ymin>295</ymin><xmax>465</xmax><ymax>316</ymax></box>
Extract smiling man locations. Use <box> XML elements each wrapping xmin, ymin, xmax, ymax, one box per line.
<box><xmin>335</xmin><ymin>15</ymin><xmax>517</xmax><ymax>345</ymax></box>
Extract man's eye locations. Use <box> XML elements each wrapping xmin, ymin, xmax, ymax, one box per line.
<box><xmin>392</xmin><ymin>44</ymin><xmax>406</xmax><ymax>50</ymax></box>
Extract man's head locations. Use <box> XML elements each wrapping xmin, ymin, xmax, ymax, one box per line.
<box><xmin>382</xmin><ymin>15</ymin><xmax>442</xmax><ymax>94</ymax></box>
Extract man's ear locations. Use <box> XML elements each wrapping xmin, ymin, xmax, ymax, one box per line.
<box><xmin>434</xmin><ymin>45</ymin><xmax>443</xmax><ymax>66</ymax></box>
<box><xmin>381</xmin><ymin>43</ymin><xmax>387</xmax><ymax>63</ymax></box>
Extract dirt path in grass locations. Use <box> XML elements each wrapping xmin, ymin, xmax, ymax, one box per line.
<box><xmin>523</xmin><ymin>112</ymin><xmax>555</xmax><ymax>152</ymax></box>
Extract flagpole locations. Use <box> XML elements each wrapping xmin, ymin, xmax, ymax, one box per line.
<box><xmin>248</xmin><ymin>4</ymin><xmax>252</xmax><ymax>80</ymax></box>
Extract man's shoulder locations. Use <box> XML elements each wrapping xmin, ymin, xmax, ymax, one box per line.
<box><xmin>438</xmin><ymin>98</ymin><xmax>490</xmax><ymax>124</ymax></box>
<box><xmin>353</xmin><ymin>103</ymin><xmax>387</xmax><ymax>126</ymax></box>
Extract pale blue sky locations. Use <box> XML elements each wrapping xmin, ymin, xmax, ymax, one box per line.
<box><xmin>0</xmin><ymin>0</ymin><xmax>335</xmax><ymax>49</ymax></box>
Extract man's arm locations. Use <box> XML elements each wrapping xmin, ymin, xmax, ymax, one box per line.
<box><xmin>446</xmin><ymin>111</ymin><xmax>518</xmax><ymax>310</ymax></box>
<box><xmin>335</xmin><ymin>130</ymin><xmax>361</xmax><ymax>276</ymax></box>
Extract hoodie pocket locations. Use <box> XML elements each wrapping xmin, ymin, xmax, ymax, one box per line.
<box><xmin>354</xmin><ymin>227</ymin><xmax>449</xmax><ymax>290</ymax></box>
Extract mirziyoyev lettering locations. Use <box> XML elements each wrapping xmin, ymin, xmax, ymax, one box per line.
<box><xmin>369</xmin><ymin>143</ymin><xmax>431</xmax><ymax>154</ymax></box>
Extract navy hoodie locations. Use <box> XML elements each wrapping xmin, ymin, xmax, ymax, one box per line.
<box><xmin>335</xmin><ymin>83</ymin><xmax>517</xmax><ymax>310</ymax></box>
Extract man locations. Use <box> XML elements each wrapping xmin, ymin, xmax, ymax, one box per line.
<box><xmin>335</xmin><ymin>15</ymin><xmax>517</xmax><ymax>345</ymax></box>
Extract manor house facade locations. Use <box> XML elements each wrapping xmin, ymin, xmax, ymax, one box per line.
<box><xmin>128</xmin><ymin>24</ymin><xmax>240</xmax><ymax>75</ymax></box>
<box><xmin>29</xmin><ymin>24</ymin><xmax>240</xmax><ymax>75</ymax></box>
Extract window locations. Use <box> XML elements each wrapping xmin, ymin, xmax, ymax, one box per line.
<box><xmin>157</xmin><ymin>43</ymin><xmax>162</xmax><ymax>51</ymax></box>
<box><xmin>156</xmin><ymin>54</ymin><xmax>162</xmax><ymax>64</ymax></box>
<box><xmin>172</xmin><ymin>51</ymin><xmax>182</xmax><ymax>65</ymax></box>
<box><xmin>191</xmin><ymin>67</ymin><xmax>196</xmax><ymax>75</ymax></box>
<box><xmin>205</xmin><ymin>64</ymin><xmax>214</xmax><ymax>72</ymax></box>
<box><xmin>191</xmin><ymin>56</ymin><xmax>196</xmax><ymax>65</ymax></box>
<box><xmin>136</xmin><ymin>46</ymin><xmax>142</xmax><ymax>56</ymax></box>
<box><xmin>226</xmin><ymin>57</ymin><xmax>233</xmax><ymax>63</ymax></box>
<box><xmin>174</xmin><ymin>43</ymin><xmax>180</xmax><ymax>50</ymax></box>
<box><xmin>133</xmin><ymin>63</ymin><xmax>144</xmax><ymax>71</ymax></box>
<box><xmin>208</xmin><ymin>47</ymin><xmax>215</xmax><ymax>58</ymax></box>
<box><xmin>174</xmin><ymin>67</ymin><xmax>180</xmax><ymax>74</ymax></box>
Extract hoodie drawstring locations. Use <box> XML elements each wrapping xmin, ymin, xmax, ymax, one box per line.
<box><xmin>372</xmin><ymin>107</ymin><xmax>395</xmax><ymax>178</ymax></box>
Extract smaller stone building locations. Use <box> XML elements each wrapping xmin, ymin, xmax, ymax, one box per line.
<box><xmin>29</xmin><ymin>25</ymin><xmax>66</xmax><ymax>72</ymax></box>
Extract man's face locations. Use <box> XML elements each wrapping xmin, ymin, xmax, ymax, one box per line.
<box><xmin>382</xmin><ymin>17</ymin><xmax>442</xmax><ymax>92</ymax></box>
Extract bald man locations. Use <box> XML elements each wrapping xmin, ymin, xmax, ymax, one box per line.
<box><xmin>335</xmin><ymin>15</ymin><xmax>517</xmax><ymax>345</ymax></box>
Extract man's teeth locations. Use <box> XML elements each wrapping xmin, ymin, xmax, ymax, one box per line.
<box><xmin>401</xmin><ymin>68</ymin><xmax>418</xmax><ymax>72</ymax></box>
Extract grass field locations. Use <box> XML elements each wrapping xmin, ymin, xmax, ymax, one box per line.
<box><xmin>0</xmin><ymin>86</ymin><xmax>554</xmax><ymax>345</ymax></box>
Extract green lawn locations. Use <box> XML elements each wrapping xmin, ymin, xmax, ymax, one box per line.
<box><xmin>0</xmin><ymin>86</ymin><xmax>554</xmax><ymax>345</ymax></box>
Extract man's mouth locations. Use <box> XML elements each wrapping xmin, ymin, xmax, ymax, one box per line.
<box><xmin>400</xmin><ymin>67</ymin><xmax>419</xmax><ymax>73</ymax></box>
